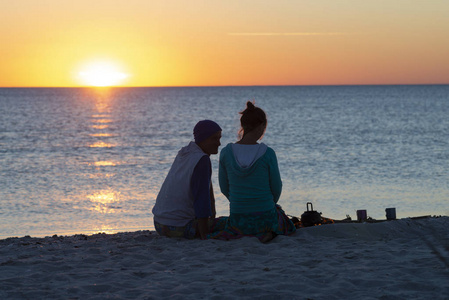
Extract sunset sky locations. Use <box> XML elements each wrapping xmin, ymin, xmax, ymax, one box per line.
<box><xmin>1</xmin><ymin>0</ymin><xmax>448</xmax><ymax>87</ymax></box>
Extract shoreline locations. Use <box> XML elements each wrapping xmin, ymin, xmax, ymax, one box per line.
<box><xmin>0</xmin><ymin>226</ymin><xmax>156</xmax><ymax>241</ymax></box>
<box><xmin>1</xmin><ymin>215</ymin><xmax>443</xmax><ymax>241</ymax></box>
<box><xmin>1</xmin><ymin>214</ymin><xmax>445</xmax><ymax>241</ymax></box>
<box><xmin>1</xmin><ymin>217</ymin><xmax>448</xmax><ymax>299</ymax></box>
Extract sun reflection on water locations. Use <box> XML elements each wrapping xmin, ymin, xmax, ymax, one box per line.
<box><xmin>88</xmin><ymin>91</ymin><xmax>118</xmax><ymax>148</ymax></box>
<box><xmin>91</xmin><ymin>161</ymin><xmax>117</xmax><ymax>167</ymax></box>
<box><xmin>91</xmin><ymin>114</ymin><xmax>111</xmax><ymax>118</ymax></box>
<box><xmin>91</xmin><ymin>226</ymin><xmax>117</xmax><ymax>235</ymax></box>
<box><xmin>89</xmin><ymin>173</ymin><xmax>115</xmax><ymax>178</ymax></box>
<box><xmin>91</xmin><ymin>119</ymin><xmax>113</xmax><ymax>123</ymax></box>
<box><xmin>89</xmin><ymin>133</ymin><xmax>114</xmax><ymax>137</ymax></box>
<box><xmin>91</xmin><ymin>124</ymin><xmax>109</xmax><ymax>130</ymax></box>
<box><xmin>94</xmin><ymin>97</ymin><xmax>111</xmax><ymax>113</ymax></box>
<box><xmin>87</xmin><ymin>190</ymin><xmax>121</xmax><ymax>214</ymax></box>
<box><xmin>83</xmin><ymin>90</ymin><xmax>125</xmax><ymax>217</ymax></box>
<box><xmin>89</xmin><ymin>141</ymin><xmax>116</xmax><ymax>148</ymax></box>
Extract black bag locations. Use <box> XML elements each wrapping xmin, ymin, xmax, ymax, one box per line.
<box><xmin>300</xmin><ymin>202</ymin><xmax>322</xmax><ymax>227</ymax></box>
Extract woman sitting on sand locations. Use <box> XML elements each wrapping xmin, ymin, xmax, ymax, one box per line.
<box><xmin>209</xmin><ymin>101</ymin><xmax>296</xmax><ymax>242</ymax></box>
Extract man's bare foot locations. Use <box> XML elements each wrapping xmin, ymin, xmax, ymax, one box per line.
<box><xmin>260</xmin><ymin>231</ymin><xmax>276</xmax><ymax>243</ymax></box>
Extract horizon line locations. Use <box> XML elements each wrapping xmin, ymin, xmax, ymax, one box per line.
<box><xmin>0</xmin><ymin>83</ymin><xmax>448</xmax><ymax>89</ymax></box>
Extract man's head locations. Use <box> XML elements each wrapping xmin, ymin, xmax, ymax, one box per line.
<box><xmin>193</xmin><ymin>120</ymin><xmax>222</xmax><ymax>155</ymax></box>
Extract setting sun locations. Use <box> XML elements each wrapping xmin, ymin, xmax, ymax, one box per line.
<box><xmin>78</xmin><ymin>62</ymin><xmax>129</xmax><ymax>87</ymax></box>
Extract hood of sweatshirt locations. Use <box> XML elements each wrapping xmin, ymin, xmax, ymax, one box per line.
<box><xmin>177</xmin><ymin>141</ymin><xmax>206</xmax><ymax>159</ymax></box>
<box><xmin>221</xmin><ymin>143</ymin><xmax>270</xmax><ymax>177</ymax></box>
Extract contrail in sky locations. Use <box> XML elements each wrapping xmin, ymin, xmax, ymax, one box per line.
<box><xmin>228</xmin><ymin>32</ymin><xmax>352</xmax><ymax>36</ymax></box>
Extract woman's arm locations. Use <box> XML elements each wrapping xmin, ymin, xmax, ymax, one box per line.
<box><xmin>268</xmin><ymin>149</ymin><xmax>282</xmax><ymax>203</ymax></box>
<box><xmin>218</xmin><ymin>151</ymin><xmax>230</xmax><ymax>200</ymax></box>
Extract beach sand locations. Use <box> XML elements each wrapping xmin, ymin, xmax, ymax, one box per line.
<box><xmin>1</xmin><ymin>217</ymin><xmax>448</xmax><ymax>299</ymax></box>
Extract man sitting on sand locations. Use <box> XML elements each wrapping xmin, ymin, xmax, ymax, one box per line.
<box><xmin>152</xmin><ymin>120</ymin><xmax>222</xmax><ymax>239</ymax></box>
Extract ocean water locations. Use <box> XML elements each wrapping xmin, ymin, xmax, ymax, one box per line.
<box><xmin>1</xmin><ymin>85</ymin><xmax>448</xmax><ymax>238</ymax></box>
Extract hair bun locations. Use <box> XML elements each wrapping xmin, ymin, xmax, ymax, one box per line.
<box><xmin>246</xmin><ymin>101</ymin><xmax>255</xmax><ymax>110</ymax></box>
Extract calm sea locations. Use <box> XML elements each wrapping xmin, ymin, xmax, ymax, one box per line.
<box><xmin>1</xmin><ymin>86</ymin><xmax>448</xmax><ymax>238</ymax></box>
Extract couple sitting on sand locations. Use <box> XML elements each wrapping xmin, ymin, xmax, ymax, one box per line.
<box><xmin>152</xmin><ymin>101</ymin><xmax>296</xmax><ymax>242</ymax></box>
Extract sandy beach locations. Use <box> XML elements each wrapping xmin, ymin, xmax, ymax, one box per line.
<box><xmin>1</xmin><ymin>216</ymin><xmax>448</xmax><ymax>299</ymax></box>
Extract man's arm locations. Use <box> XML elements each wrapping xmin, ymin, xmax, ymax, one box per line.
<box><xmin>197</xmin><ymin>218</ymin><xmax>209</xmax><ymax>240</ymax></box>
<box><xmin>210</xmin><ymin>183</ymin><xmax>216</xmax><ymax>219</ymax></box>
<box><xmin>191</xmin><ymin>156</ymin><xmax>213</xmax><ymax>239</ymax></box>
<box><xmin>197</xmin><ymin>182</ymin><xmax>215</xmax><ymax>240</ymax></box>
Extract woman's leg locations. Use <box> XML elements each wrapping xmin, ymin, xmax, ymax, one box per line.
<box><xmin>273</xmin><ymin>205</ymin><xmax>296</xmax><ymax>235</ymax></box>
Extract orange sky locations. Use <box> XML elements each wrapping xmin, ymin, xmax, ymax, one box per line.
<box><xmin>1</xmin><ymin>0</ymin><xmax>448</xmax><ymax>87</ymax></box>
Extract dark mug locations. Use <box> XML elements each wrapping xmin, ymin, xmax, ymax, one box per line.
<box><xmin>356</xmin><ymin>210</ymin><xmax>367</xmax><ymax>222</ymax></box>
<box><xmin>385</xmin><ymin>208</ymin><xmax>396</xmax><ymax>220</ymax></box>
